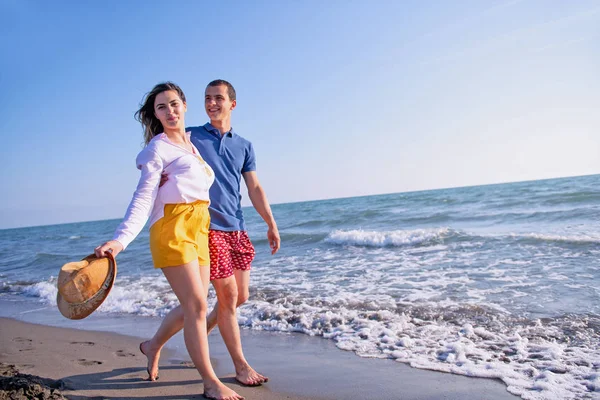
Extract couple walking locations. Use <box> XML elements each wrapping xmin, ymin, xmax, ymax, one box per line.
<box><xmin>94</xmin><ymin>79</ymin><xmax>280</xmax><ymax>400</ymax></box>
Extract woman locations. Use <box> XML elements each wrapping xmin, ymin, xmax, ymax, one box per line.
<box><xmin>95</xmin><ymin>82</ymin><xmax>243</xmax><ymax>400</ymax></box>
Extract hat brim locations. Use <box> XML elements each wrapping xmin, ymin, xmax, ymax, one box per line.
<box><xmin>57</xmin><ymin>253</ymin><xmax>117</xmax><ymax>320</ymax></box>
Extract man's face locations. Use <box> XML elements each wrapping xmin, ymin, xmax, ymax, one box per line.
<box><xmin>205</xmin><ymin>84</ymin><xmax>236</xmax><ymax>122</ymax></box>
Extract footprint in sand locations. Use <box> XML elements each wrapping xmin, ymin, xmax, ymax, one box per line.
<box><xmin>13</xmin><ymin>337</ymin><xmax>32</xmax><ymax>343</ymax></box>
<box><xmin>116</xmin><ymin>350</ymin><xmax>136</xmax><ymax>357</ymax></box>
<box><xmin>77</xmin><ymin>359</ymin><xmax>103</xmax><ymax>366</ymax></box>
<box><xmin>179</xmin><ymin>361</ymin><xmax>195</xmax><ymax>368</ymax></box>
<box><xmin>14</xmin><ymin>337</ymin><xmax>34</xmax><ymax>352</ymax></box>
<box><xmin>70</xmin><ymin>341</ymin><xmax>95</xmax><ymax>346</ymax></box>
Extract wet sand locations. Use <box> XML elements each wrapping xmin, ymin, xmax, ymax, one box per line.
<box><xmin>0</xmin><ymin>317</ymin><xmax>519</xmax><ymax>399</ymax></box>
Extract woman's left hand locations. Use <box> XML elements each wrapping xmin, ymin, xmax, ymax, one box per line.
<box><xmin>94</xmin><ymin>240</ymin><xmax>124</xmax><ymax>258</ymax></box>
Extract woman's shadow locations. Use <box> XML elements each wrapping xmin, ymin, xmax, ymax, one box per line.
<box><xmin>61</xmin><ymin>364</ymin><xmax>240</xmax><ymax>400</ymax></box>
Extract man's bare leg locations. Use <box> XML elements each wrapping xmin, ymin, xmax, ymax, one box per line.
<box><xmin>206</xmin><ymin>302</ymin><xmax>219</xmax><ymax>334</ymax></box>
<box><xmin>207</xmin><ymin>269</ymin><xmax>250</xmax><ymax>334</ymax></box>
<box><xmin>212</xmin><ymin>275</ymin><xmax>268</xmax><ymax>386</ymax></box>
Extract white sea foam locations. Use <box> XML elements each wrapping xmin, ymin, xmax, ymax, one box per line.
<box><xmin>235</xmin><ymin>296</ymin><xmax>599</xmax><ymax>400</ymax></box>
<box><xmin>325</xmin><ymin>228</ymin><xmax>451</xmax><ymax>247</ymax></box>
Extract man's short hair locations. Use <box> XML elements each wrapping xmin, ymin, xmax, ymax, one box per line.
<box><xmin>207</xmin><ymin>79</ymin><xmax>236</xmax><ymax>101</ymax></box>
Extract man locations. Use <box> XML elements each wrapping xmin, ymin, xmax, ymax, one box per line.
<box><xmin>140</xmin><ymin>79</ymin><xmax>280</xmax><ymax>386</ymax></box>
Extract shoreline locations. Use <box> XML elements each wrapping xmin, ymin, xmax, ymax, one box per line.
<box><xmin>0</xmin><ymin>316</ymin><xmax>519</xmax><ymax>400</ymax></box>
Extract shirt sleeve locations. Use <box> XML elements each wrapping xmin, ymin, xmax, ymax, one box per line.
<box><xmin>241</xmin><ymin>141</ymin><xmax>256</xmax><ymax>173</ymax></box>
<box><xmin>112</xmin><ymin>147</ymin><xmax>163</xmax><ymax>249</ymax></box>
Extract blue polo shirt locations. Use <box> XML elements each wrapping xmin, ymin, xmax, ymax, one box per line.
<box><xmin>188</xmin><ymin>123</ymin><xmax>256</xmax><ymax>231</ymax></box>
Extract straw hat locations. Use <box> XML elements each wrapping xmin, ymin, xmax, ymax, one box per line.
<box><xmin>56</xmin><ymin>253</ymin><xmax>117</xmax><ymax>320</ymax></box>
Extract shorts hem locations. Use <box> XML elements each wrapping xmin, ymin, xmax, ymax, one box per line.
<box><xmin>210</xmin><ymin>270</ymin><xmax>235</xmax><ymax>281</ymax></box>
<box><xmin>153</xmin><ymin>255</ymin><xmax>208</xmax><ymax>269</ymax></box>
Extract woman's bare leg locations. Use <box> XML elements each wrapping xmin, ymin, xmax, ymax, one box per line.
<box><xmin>161</xmin><ymin>260</ymin><xmax>242</xmax><ymax>400</ymax></box>
<box><xmin>141</xmin><ymin>267</ymin><xmax>210</xmax><ymax>380</ymax></box>
<box><xmin>140</xmin><ymin>305</ymin><xmax>183</xmax><ymax>380</ymax></box>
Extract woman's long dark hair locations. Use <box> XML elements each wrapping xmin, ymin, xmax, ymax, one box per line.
<box><xmin>135</xmin><ymin>82</ymin><xmax>186</xmax><ymax>145</ymax></box>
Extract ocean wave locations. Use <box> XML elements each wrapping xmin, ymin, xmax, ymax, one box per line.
<box><xmin>253</xmin><ymin>231</ymin><xmax>327</xmax><ymax>246</ymax></box>
<box><xmin>22</xmin><ymin>281</ymin><xmax>57</xmax><ymax>300</ymax></box>
<box><xmin>538</xmin><ymin>190</ymin><xmax>600</xmax><ymax>206</ymax></box>
<box><xmin>327</xmin><ymin>228</ymin><xmax>600</xmax><ymax>247</ymax></box>
<box><xmin>321</xmin><ymin>227</ymin><xmax>595</xmax><ymax>248</ymax></box>
<box><xmin>13</xmin><ymin>276</ymin><xmax>215</xmax><ymax>318</ymax></box>
<box><xmin>473</xmin><ymin>232</ymin><xmax>600</xmax><ymax>246</ymax></box>
<box><xmin>324</xmin><ymin>228</ymin><xmax>453</xmax><ymax>247</ymax></box>
<box><xmin>512</xmin><ymin>232</ymin><xmax>600</xmax><ymax>245</ymax></box>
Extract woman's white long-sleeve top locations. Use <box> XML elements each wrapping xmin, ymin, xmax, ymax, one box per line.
<box><xmin>112</xmin><ymin>132</ymin><xmax>214</xmax><ymax>249</ymax></box>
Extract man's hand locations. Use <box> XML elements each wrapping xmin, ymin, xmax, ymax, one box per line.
<box><xmin>242</xmin><ymin>171</ymin><xmax>280</xmax><ymax>255</ymax></box>
<box><xmin>159</xmin><ymin>173</ymin><xmax>168</xmax><ymax>187</ymax></box>
<box><xmin>94</xmin><ymin>240</ymin><xmax>124</xmax><ymax>258</ymax></box>
<box><xmin>267</xmin><ymin>226</ymin><xmax>280</xmax><ymax>255</ymax></box>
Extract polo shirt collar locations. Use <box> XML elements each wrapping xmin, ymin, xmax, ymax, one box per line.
<box><xmin>203</xmin><ymin>122</ymin><xmax>235</xmax><ymax>138</ymax></box>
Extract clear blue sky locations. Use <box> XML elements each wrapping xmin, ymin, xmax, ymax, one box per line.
<box><xmin>1</xmin><ymin>0</ymin><xmax>598</xmax><ymax>229</ymax></box>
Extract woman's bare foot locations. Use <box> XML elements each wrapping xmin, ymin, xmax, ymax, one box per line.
<box><xmin>139</xmin><ymin>340</ymin><xmax>161</xmax><ymax>381</ymax></box>
<box><xmin>203</xmin><ymin>381</ymin><xmax>244</xmax><ymax>400</ymax></box>
<box><xmin>235</xmin><ymin>363</ymin><xmax>268</xmax><ymax>386</ymax></box>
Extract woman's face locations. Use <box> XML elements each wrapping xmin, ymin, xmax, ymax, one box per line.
<box><xmin>154</xmin><ymin>90</ymin><xmax>186</xmax><ymax>131</ymax></box>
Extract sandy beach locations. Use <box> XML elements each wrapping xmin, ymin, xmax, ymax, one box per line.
<box><xmin>0</xmin><ymin>317</ymin><xmax>519</xmax><ymax>400</ymax></box>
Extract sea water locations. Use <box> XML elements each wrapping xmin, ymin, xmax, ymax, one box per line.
<box><xmin>1</xmin><ymin>174</ymin><xmax>599</xmax><ymax>399</ymax></box>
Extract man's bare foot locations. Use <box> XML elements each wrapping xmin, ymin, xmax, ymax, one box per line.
<box><xmin>235</xmin><ymin>364</ymin><xmax>268</xmax><ymax>386</ymax></box>
<box><xmin>203</xmin><ymin>381</ymin><xmax>244</xmax><ymax>400</ymax></box>
<box><xmin>139</xmin><ymin>340</ymin><xmax>161</xmax><ymax>381</ymax></box>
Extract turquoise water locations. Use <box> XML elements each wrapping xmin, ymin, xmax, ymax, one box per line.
<box><xmin>1</xmin><ymin>174</ymin><xmax>599</xmax><ymax>399</ymax></box>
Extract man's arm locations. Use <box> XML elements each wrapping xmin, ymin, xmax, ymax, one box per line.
<box><xmin>242</xmin><ymin>171</ymin><xmax>280</xmax><ymax>254</ymax></box>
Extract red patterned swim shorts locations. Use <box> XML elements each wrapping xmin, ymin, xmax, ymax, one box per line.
<box><xmin>208</xmin><ymin>230</ymin><xmax>256</xmax><ymax>281</ymax></box>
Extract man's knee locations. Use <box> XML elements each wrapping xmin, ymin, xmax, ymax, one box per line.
<box><xmin>233</xmin><ymin>269</ymin><xmax>251</xmax><ymax>307</ymax></box>
<box><xmin>237</xmin><ymin>289</ymin><xmax>249</xmax><ymax>307</ymax></box>
<box><xmin>214</xmin><ymin>278</ymin><xmax>238</xmax><ymax>311</ymax></box>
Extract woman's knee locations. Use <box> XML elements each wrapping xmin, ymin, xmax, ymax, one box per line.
<box><xmin>181</xmin><ymin>295</ymin><xmax>208</xmax><ymax>317</ymax></box>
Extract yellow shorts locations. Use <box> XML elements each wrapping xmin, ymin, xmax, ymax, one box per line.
<box><xmin>149</xmin><ymin>200</ymin><xmax>210</xmax><ymax>269</ymax></box>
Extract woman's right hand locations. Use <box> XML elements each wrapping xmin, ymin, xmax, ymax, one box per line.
<box><xmin>95</xmin><ymin>240</ymin><xmax>124</xmax><ymax>258</ymax></box>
